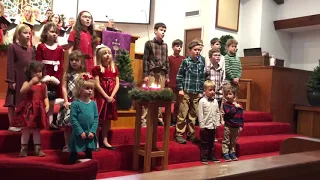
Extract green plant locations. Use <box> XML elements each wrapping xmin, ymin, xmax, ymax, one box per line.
<box><xmin>306</xmin><ymin>65</ymin><xmax>320</xmax><ymax>92</ymax></box>
<box><xmin>220</xmin><ymin>35</ymin><xmax>234</xmax><ymax>56</ymax></box>
<box><xmin>115</xmin><ymin>49</ymin><xmax>134</xmax><ymax>83</ymax></box>
<box><xmin>0</xmin><ymin>44</ymin><xmax>10</xmax><ymax>51</ymax></box>
<box><xmin>129</xmin><ymin>88</ymin><xmax>174</xmax><ymax>102</ymax></box>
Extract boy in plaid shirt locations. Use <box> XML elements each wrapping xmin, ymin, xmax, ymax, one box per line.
<box><xmin>205</xmin><ymin>48</ymin><xmax>225</xmax><ymax>107</ymax></box>
<box><xmin>175</xmin><ymin>40</ymin><xmax>205</xmax><ymax>144</ymax></box>
<box><xmin>141</xmin><ymin>22</ymin><xmax>169</xmax><ymax>126</ymax></box>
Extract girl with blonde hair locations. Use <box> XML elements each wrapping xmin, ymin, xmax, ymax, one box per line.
<box><xmin>92</xmin><ymin>45</ymin><xmax>119</xmax><ymax>150</ymax></box>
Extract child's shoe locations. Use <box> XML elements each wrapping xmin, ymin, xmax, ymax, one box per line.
<box><xmin>174</xmin><ymin>136</ymin><xmax>187</xmax><ymax>144</ymax></box>
<box><xmin>201</xmin><ymin>160</ymin><xmax>208</xmax><ymax>165</ymax></box>
<box><xmin>34</xmin><ymin>144</ymin><xmax>46</xmax><ymax>157</ymax></box>
<box><xmin>19</xmin><ymin>144</ymin><xmax>28</xmax><ymax>157</ymax></box>
<box><xmin>209</xmin><ymin>157</ymin><xmax>221</xmax><ymax>163</ymax></box>
<box><xmin>62</xmin><ymin>146</ymin><xmax>69</xmax><ymax>152</ymax></box>
<box><xmin>223</xmin><ymin>153</ymin><xmax>232</xmax><ymax>162</ymax></box>
<box><xmin>229</xmin><ymin>152</ymin><xmax>238</xmax><ymax>161</ymax></box>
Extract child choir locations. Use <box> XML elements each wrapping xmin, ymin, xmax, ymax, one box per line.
<box><xmin>1</xmin><ymin>4</ymin><xmax>244</xmax><ymax>164</ymax></box>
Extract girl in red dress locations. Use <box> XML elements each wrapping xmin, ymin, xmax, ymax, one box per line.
<box><xmin>92</xmin><ymin>45</ymin><xmax>119</xmax><ymax>150</ymax></box>
<box><xmin>68</xmin><ymin>11</ymin><xmax>97</xmax><ymax>73</ymax></box>
<box><xmin>11</xmin><ymin>61</ymin><xmax>49</xmax><ymax>157</ymax></box>
<box><xmin>36</xmin><ymin>22</ymin><xmax>64</xmax><ymax>129</ymax></box>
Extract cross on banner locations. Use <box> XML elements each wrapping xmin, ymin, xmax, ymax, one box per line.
<box><xmin>112</xmin><ymin>39</ymin><xmax>120</xmax><ymax>57</ymax></box>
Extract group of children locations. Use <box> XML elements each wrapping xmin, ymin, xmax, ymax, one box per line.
<box><xmin>143</xmin><ymin>23</ymin><xmax>244</xmax><ymax>164</ymax></box>
<box><xmin>4</xmin><ymin>7</ymin><xmax>243</xmax><ymax>164</ymax></box>
<box><xmin>4</xmin><ymin>10</ymin><xmax>119</xmax><ymax>163</ymax></box>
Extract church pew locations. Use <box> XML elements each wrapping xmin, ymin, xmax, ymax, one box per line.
<box><xmin>107</xmin><ymin>150</ymin><xmax>320</xmax><ymax>180</ymax></box>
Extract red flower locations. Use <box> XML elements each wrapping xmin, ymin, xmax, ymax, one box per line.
<box><xmin>83</xmin><ymin>74</ymin><xmax>94</xmax><ymax>80</ymax></box>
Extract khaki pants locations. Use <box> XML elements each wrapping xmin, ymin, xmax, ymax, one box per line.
<box><xmin>175</xmin><ymin>93</ymin><xmax>199</xmax><ymax>137</ymax></box>
<box><xmin>172</xmin><ymin>88</ymin><xmax>180</xmax><ymax>122</ymax></box>
<box><xmin>222</xmin><ymin>125</ymin><xmax>239</xmax><ymax>154</ymax></box>
<box><xmin>141</xmin><ymin>70</ymin><xmax>166</xmax><ymax>122</ymax></box>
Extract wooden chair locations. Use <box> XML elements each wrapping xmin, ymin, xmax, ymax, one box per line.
<box><xmin>238</xmin><ymin>79</ymin><xmax>252</xmax><ymax>110</ymax></box>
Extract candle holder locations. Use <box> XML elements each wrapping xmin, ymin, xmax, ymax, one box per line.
<box><xmin>129</xmin><ymin>86</ymin><xmax>174</xmax><ymax>102</ymax></box>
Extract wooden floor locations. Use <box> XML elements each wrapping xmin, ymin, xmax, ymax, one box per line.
<box><xmin>107</xmin><ymin>150</ymin><xmax>320</xmax><ymax>180</ymax></box>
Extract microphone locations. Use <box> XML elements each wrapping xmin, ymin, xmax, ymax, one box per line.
<box><xmin>141</xmin><ymin>9</ymin><xmax>150</xmax><ymax>40</ymax></box>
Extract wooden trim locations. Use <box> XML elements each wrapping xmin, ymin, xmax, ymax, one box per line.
<box><xmin>295</xmin><ymin>105</ymin><xmax>320</xmax><ymax>113</ymax></box>
<box><xmin>215</xmin><ymin>0</ymin><xmax>240</xmax><ymax>32</ymax></box>
<box><xmin>274</xmin><ymin>14</ymin><xmax>320</xmax><ymax>30</ymax></box>
<box><xmin>135</xmin><ymin>53</ymin><xmax>143</xmax><ymax>60</ymax></box>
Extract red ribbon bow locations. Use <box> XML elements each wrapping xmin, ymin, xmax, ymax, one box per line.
<box><xmin>83</xmin><ymin>74</ymin><xmax>94</xmax><ymax>80</ymax></box>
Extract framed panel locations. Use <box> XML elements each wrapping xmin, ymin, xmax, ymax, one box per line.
<box><xmin>215</xmin><ymin>0</ymin><xmax>240</xmax><ymax>32</ymax></box>
<box><xmin>4</xmin><ymin>0</ymin><xmax>52</xmax><ymax>18</ymax></box>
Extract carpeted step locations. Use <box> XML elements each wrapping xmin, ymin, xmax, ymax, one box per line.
<box><xmin>96</xmin><ymin>151</ymin><xmax>280</xmax><ymax>179</ymax></box>
<box><xmin>0</xmin><ymin>108</ymin><xmax>272</xmax><ymax>130</ymax></box>
<box><xmin>0</xmin><ymin>121</ymin><xmax>292</xmax><ymax>153</ymax></box>
<box><xmin>216</xmin><ymin>122</ymin><xmax>292</xmax><ymax>138</ymax></box>
<box><xmin>0</xmin><ymin>134</ymin><xmax>297</xmax><ymax>173</ymax></box>
<box><xmin>0</xmin><ymin>141</ymin><xmax>220</xmax><ymax>173</ymax></box>
<box><xmin>235</xmin><ymin>134</ymin><xmax>299</xmax><ymax>156</ymax></box>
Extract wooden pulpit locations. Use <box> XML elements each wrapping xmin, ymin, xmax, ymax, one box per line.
<box><xmin>241</xmin><ymin>56</ymin><xmax>284</xmax><ymax>67</ymax></box>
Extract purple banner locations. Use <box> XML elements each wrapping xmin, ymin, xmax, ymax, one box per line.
<box><xmin>102</xmin><ymin>30</ymin><xmax>131</xmax><ymax>56</ymax></box>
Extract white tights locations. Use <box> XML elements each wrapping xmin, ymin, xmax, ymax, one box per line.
<box><xmin>48</xmin><ymin>102</ymin><xmax>55</xmax><ymax>126</ymax></box>
<box><xmin>21</xmin><ymin>128</ymin><xmax>41</xmax><ymax>145</ymax></box>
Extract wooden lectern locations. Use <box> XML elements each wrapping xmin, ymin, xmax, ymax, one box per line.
<box><xmin>132</xmin><ymin>101</ymin><xmax>171</xmax><ymax>173</ymax></box>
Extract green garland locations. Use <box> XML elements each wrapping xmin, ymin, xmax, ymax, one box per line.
<box><xmin>129</xmin><ymin>88</ymin><xmax>174</xmax><ymax>102</ymax></box>
<box><xmin>0</xmin><ymin>44</ymin><xmax>10</xmax><ymax>51</ymax></box>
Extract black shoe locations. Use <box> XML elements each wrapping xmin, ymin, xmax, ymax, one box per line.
<box><xmin>102</xmin><ymin>144</ymin><xmax>116</xmax><ymax>150</ymax></box>
<box><xmin>229</xmin><ymin>153</ymin><xmax>238</xmax><ymax>161</ymax></box>
<box><xmin>201</xmin><ymin>159</ymin><xmax>208</xmax><ymax>165</ymax></box>
<box><xmin>174</xmin><ymin>136</ymin><xmax>187</xmax><ymax>144</ymax></box>
<box><xmin>209</xmin><ymin>158</ymin><xmax>221</xmax><ymax>163</ymax></box>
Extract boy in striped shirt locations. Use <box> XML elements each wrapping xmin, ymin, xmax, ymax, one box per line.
<box><xmin>222</xmin><ymin>87</ymin><xmax>244</xmax><ymax>162</ymax></box>
<box><xmin>175</xmin><ymin>40</ymin><xmax>205</xmax><ymax>144</ymax></box>
<box><xmin>224</xmin><ymin>39</ymin><xmax>242</xmax><ymax>91</ymax></box>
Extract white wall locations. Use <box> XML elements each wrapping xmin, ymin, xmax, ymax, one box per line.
<box><xmin>115</xmin><ymin>0</ymin><xmax>245</xmax><ymax>58</ymax></box>
<box><xmin>260</xmin><ymin>0</ymin><xmax>292</xmax><ymax>66</ymax></box>
<box><xmin>277</xmin><ymin>0</ymin><xmax>320</xmax><ymax>20</ymax></box>
<box><xmin>275</xmin><ymin>0</ymin><xmax>320</xmax><ymax>70</ymax></box>
<box><xmin>291</xmin><ymin>30</ymin><xmax>320</xmax><ymax>70</ymax></box>
<box><xmin>238</xmin><ymin>0</ymin><xmax>263</xmax><ymax>52</ymax></box>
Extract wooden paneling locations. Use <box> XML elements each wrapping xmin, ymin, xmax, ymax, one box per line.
<box><xmin>108</xmin><ymin>150</ymin><xmax>320</xmax><ymax>180</ymax></box>
<box><xmin>241</xmin><ymin>67</ymin><xmax>273</xmax><ymax>113</ymax></box>
<box><xmin>133</xmin><ymin>53</ymin><xmax>143</xmax><ymax>86</ymax></box>
<box><xmin>295</xmin><ymin>105</ymin><xmax>320</xmax><ymax>138</ymax></box>
<box><xmin>111</xmin><ymin>110</ymin><xmax>136</xmax><ymax>129</ymax></box>
<box><xmin>280</xmin><ymin>137</ymin><xmax>320</xmax><ymax>155</ymax></box>
<box><xmin>241</xmin><ymin>66</ymin><xmax>311</xmax><ymax>130</ymax></box>
<box><xmin>274</xmin><ymin>14</ymin><xmax>320</xmax><ymax>30</ymax></box>
<box><xmin>0</xmin><ymin>51</ymin><xmax>7</xmax><ymax>98</ymax></box>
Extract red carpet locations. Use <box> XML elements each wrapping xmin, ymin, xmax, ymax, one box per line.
<box><xmin>0</xmin><ymin>99</ymin><xmax>300</xmax><ymax>178</ymax></box>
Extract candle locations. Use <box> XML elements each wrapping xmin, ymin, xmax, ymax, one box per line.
<box><xmin>141</xmin><ymin>83</ymin><xmax>161</xmax><ymax>91</ymax></box>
